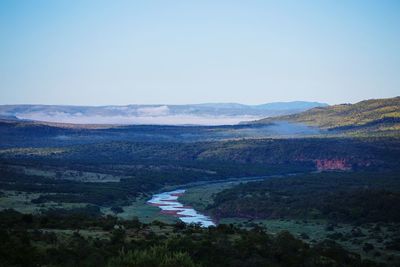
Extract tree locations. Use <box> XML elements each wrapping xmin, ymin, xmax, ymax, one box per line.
<box><xmin>107</xmin><ymin>245</ymin><xmax>198</xmax><ymax>267</ymax></box>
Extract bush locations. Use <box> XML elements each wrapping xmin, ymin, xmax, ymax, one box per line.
<box><xmin>111</xmin><ymin>206</ymin><xmax>124</xmax><ymax>214</ymax></box>
<box><xmin>107</xmin><ymin>245</ymin><xmax>198</xmax><ymax>267</ymax></box>
<box><xmin>363</xmin><ymin>243</ymin><xmax>374</xmax><ymax>253</ymax></box>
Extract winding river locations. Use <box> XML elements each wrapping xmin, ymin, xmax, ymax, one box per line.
<box><xmin>147</xmin><ymin>189</ymin><xmax>215</xmax><ymax>227</ymax></box>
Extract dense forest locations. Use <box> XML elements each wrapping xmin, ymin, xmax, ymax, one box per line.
<box><xmin>2</xmin><ymin>137</ymin><xmax>400</xmax><ymax>169</ymax></box>
<box><xmin>0</xmin><ymin>209</ymin><xmax>385</xmax><ymax>267</ymax></box>
<box><xmin>1</xmin><ymin>136</ymin><xmax>399</xmax><ymax>210</ymax></box>
<box><xmin>208</xmin><ymin>172</ymin><xmax>400</xmax><ymax>223</ymax></box>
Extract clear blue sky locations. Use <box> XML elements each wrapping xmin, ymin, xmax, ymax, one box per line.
<box><xmin>0</xmin><ymin>0</ymin><xmax>399</xmax><ymax>105</ymax></box>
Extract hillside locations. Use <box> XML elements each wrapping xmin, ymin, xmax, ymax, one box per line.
<box><xmin>250</xmin><ymin>97</ymin><xmax>400</xmax><ymax>132</ymax></box>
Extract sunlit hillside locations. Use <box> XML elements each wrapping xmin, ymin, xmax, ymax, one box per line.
<box><xmin>252</xmin><ymin>97</ymin><xmax>400</xmax><ymax>132</ymax></box>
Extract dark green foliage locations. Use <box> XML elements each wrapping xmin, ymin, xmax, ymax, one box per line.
<box><xmin>0</xmin><ymin>210</ymin><xmax>382</xmax><ymax>267</ymax></box>
<box><xmin>209</xmin><ymin>172</ymin><xmax>400</xmax><ymax>223</ymax></box>
<box><xmin>44</xmin><ymin>205</ymin><xmax>103</xmax><ymax>217</ymax></box>
<box><xmin>385</xmin><ymin>238</ymin><xmax>400</xmax><ymax>251</ymax></box>
<box><xmin>3</xmin><ymin>137</ymin><xmax>400</xmax><ymax>174</ymax></box>
<box><xmin>313</xmin><ymin>240</ymin><xmax>365</xmax><ymax>266</ymax></box>
<box><xmin>363</xmin><ymin>243</ymin><xmax>375</xmax><ymax>253</ymax></box>
<box><xmin>0</xmin><ymin>120</ymin><xmax>312</xmax><ymax>148</ymax></box>
<box><xmin>0</xmin><ymin>229</ymin><xmax>40</xmax><ymax>267</ymax></box>
<box><xmin>0</xmin><ymin>208</ymin><xmax>108</xmax><ymax>230</ymax></box>
<box><xmin>0</xmin><ymin>169</ymin><xmax>141</xmax><ymax>206</ymax></box>
<box><xmin>108</xmin><ymin>245</ymin><xmax>198</xmax><ymax>267</ymax></box>
<box><xmin>111</xmin><ymin>206</ymin><xmax>124</xmax><ymax>214</ymax></box>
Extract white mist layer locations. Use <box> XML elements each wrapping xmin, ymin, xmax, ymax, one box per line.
<box><xmin>16</xmin><ymin>112</ymin><xmax>263</xmax><ymax>126</ymax></box>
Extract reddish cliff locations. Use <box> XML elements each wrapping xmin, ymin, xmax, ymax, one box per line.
<box><xmin>315</xmin><ymin>159</ymin><xmax>352</xmax><ymax>171</ymax></box>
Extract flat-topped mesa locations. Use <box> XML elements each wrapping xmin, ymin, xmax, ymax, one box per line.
<box><xmin>315</xmin><ymin>159</ymin><xmax>352</xmax><ymax>171</ymax></box>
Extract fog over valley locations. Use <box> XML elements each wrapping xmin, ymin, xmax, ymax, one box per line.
<box><xmin>0</xmin><ymin>101</ymin><xmax>327</xmax><ymax>125</ymax></box>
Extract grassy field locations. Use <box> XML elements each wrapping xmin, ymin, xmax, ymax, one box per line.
<box><xmin>7</xmin><ymin>164</ymin><xmax>123</xmax><ymax>183</ymax></box>
<box><xmin>102</xmin><ymin>197</ymin><xmax>178</xmax><ymax>224</ymax></box>
<box><xmin>0</xmin><ymin>190</ymin><xmax>87</xmax><ymax>213</ymax></box>
<box><xmin>0</xmin><ymin>189</ymin><xmax>176</xmax><ymax>224</ymax></box>
<box><xmin>178</xmin><ymin>179</ymin><xmax>266</xmax><ymax>211</ymax></box>
<box><xmin>179</xmin><ymin>182</ymin><xmax>238</xmax><ymax>211</ymax></box>
<box><xmin>220</xmin><ymin>218</ymin><xmax>400</xmax><ymax>264</ymax></box>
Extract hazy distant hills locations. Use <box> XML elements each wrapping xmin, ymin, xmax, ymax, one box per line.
<box><xmin>0</xmin><ymin>101</ymin><xmax>327</xmax><ymax>125</ymax></box>
<box><xmin>2</xmin><ymin>97</ymin><xmax>398</xmax><ymax>135</ymax></box>
<box><xmin>250</xmin><ymin>96</ymin><xmax>400</xmax><ymax>134</ymax></box>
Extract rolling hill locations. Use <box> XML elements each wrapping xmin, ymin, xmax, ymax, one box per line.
<box><xmin>250</xmin><ymin>96</ymin><xmax>400</xmax><ymax>133</ymax></box>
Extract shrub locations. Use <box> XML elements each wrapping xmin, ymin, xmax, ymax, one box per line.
<box><xmin>107</xmin><ymin>245</ymin><xmax>198</xmax><ymax>267</ymax></box>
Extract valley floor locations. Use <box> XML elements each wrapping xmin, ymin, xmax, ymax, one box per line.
<box><xmin>179</xmin><ymin>177</ymin><xmax>400</xmax><ymax>265</ymax></box>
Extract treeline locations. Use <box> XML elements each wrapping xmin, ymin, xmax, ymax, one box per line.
<box><xmin>0</xmin><ymin>210</ymin><xmax>383</xmax><ymax>267</ymax></box>
<box><xmin>0</xmin><ymin>161</ymin><xmax>309</xmax><ymax>207</ymax></box>
<box><xmin>0</xmin><ymin>168</ymin><xmax>144</xmax><ymax>206</ymax></box>
<box><xmin>1</xmin><ymin>136</ymin><xmax>399</xmax><ymax>209</ymax></box>
<box><xmin>208</xmin><ymin>171</ymin><xmax>400</xmax><ymax>224</ymax></box>
<box><xmin>0</xmin><ymin>158</ymin><xmax>316</xmax><ymax>210</ymax></box>
<box><xmin>3</xmin><ymin>137</ymin><xmax>400</xmax><ymax>170</ymax></box>
<box><xmin>0</xmin><ymin>121</ymin><xmax>281</xmax><ymax>148</ymax></box>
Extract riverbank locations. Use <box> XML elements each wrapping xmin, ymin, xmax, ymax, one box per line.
<box><xmin>147</xmin><ymin>189</ymin><xmax>215</xmax><ymax>227</ymax></box>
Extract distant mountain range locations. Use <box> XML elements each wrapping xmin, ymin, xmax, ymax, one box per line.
<box><xmin>0</xmin><ymin>101</ymin><xmax>327</xmax><ymax>125</ymax></box>
<box><xmin>250</xmin><ymin>96</ymin><xmax>400</xmax><ymax>134</ymax></box>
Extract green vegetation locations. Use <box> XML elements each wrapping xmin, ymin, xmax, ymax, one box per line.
<box><xmin>178</xmin><ymin>171</ymin><xmax>400</xmax><ymax>264</ymax></box>
<box><xmin>3</xmin><ymin>137</ymin><xmax>400</xmax><ymax>174</ymax></box>
<box><xmin>252</xmin><ymin>96</ymin><xmax>400</xmax><ymax>135</ymax></box>
<box><xmin>102</xmin><ymin>197</ymin><xmax>178</xmax><ymax>224</ymax></box>
<box><xmin>0</xmin><ymin>190</ymin><xmax>89</xmax><ymax>214</ymax></box>
<box><xmin>207</xmin><ymin>172</ymin><xmax>400</xmax><ymax>223</ymax></box>
<box><xmin>218</xmin><ymin>218</ymin><xmax>400</xmax><ymax>263</ymax></box>
<box><xmin>0</xmin><ymin>209</ymin><xmax>385</xmax><ymax>267</ymax></box>
<box><xmin>2</xmin><ymin>136</ymin><xmax>398</xmax><ymax>221</ymax></box>
<box><xmin>179</xmin><ymin>181</ymin><xmax>243</xmax><ymax>211</ymax></box>
<box><xmin>108</xmin><ymin>245</ymin><xmax>198</xmax><ymax>267</ymax></box>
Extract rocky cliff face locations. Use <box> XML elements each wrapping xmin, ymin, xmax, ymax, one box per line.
<box><xmin>315</xmin><ymin>159</ymin><xmax>352</xmax><ymax>171</ymax></box>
